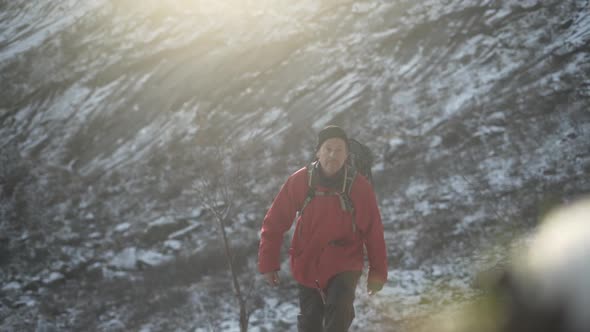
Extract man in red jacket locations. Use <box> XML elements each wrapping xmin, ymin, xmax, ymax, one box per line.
<box><xmin>258</xmin><ymin>125</ymin><xmax>388</xmax><ymax>332</ymax></box>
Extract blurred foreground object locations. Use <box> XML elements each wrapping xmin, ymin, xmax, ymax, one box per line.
<box><xmin>424</xmin><ymin>197</ymin><xmax>590</xmax><ymax>332</ymax></box>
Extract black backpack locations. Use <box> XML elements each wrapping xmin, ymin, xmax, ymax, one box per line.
<box><xmin>297</xmin><ymin>139</ymin><xmax>374</xmax><ymax>235</ymax></box>
<box><xmin>348</xmin><ymin>138</ymin><xmax>374</xmax><ymax>184</ymax></box>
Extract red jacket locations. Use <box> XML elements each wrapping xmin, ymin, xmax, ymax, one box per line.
<box><xmin>258</xmin><ymin>166</ymin><xmax>388</xmax><ymax>289</ymax></box>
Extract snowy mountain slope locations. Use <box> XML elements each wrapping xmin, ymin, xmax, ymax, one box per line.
<box><xmin>1</xmin><ymin>0</ymin><xmax>589</xmax><ymax>331</ymax></box>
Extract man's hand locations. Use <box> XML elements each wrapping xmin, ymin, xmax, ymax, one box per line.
<box><xmin>263</xmin><ymin>271</ymin><xmax>280</xmax><ymax>286</ymax></box>
<box><xmin>368</xmin><ymin>281</ymin><xmax>383</xmax><ymax>296</ymax></box>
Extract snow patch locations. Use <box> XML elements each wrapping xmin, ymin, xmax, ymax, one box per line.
<box><xmin>42</xmin><ymin>272</ymin><xmax>65</xmax><ymax>285</ymax></box>
<box><xmin>2</xmin><ymin>281</ymin><xmax>22</xmax><ymax>291</ymax></box>
<box><xmin>137</xmin><ymin>250</ymin><xmax>174</xmax><ymax>267</ymax></box>
<box><xmin>148</xmin><ymin>216</ymin><xmax>175</xmax><ymax>227</ymax></box>
<box><xmin>453</xmin><ymin>208</ymin><xmax>486</xmax><ymax>235</ymax></box>
<box><xmin>164</xmin><ymin>239</ymin><xmax>182</xmax><ymax>251</ymax></box>
<box><xmin>168</xmin><ymin>221</ymin><xmax>201</xmax><ymax>240</ymax></box>
<box><xmin>108</xmin><ymin>247</ymin><xmax>174</xmax><ymax>270</ymax></box>
<box><xmin>114</xmin><ymin>222</ymin><xmax>131</xmax><ymax>233</ymax></box>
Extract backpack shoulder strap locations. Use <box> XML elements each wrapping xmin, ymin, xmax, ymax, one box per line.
<box><xmin>299</xmin><ymin>161</ymin><xmax>317</xmax><ymax>216</ymax></box>
<box><xmin>342</xmin><ymin>165</ymin><xmax>358</xmax><ymax>233</ymax></box>
<box><xmin>344</xmin><ymin>164</ymin><xmax>357</xmax><ymax>198</ymax></box>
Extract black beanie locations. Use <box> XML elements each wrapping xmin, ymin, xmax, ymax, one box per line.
<box><xmin>317</xmin><ymin>125</ymin><xmax>348</xmax><ymax>150</ymax></box>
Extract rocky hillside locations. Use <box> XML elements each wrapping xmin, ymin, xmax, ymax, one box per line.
<box><xmin>1</xmin><ymin>0</ymin><xmax>589</xmax><ymax>331</ymax></box>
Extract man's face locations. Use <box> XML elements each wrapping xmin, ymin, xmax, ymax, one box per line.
<box><xmin>316</xmin><ymin>137</ymin><xmax>348</xmax><ymax>177</ymax></box>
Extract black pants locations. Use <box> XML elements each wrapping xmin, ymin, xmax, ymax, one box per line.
<box><xmin>297</xmin><ymin>271</ymin><xmax>361</xmax><ymax>332</ymax></box>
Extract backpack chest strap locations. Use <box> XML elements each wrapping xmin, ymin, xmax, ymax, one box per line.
<box><xmin>298</xmin><ymin>190</ymin><xmax>347</xmax><ymax>216</ymax></box>
<box><xmin>312</xmin><ymin>191</ymin><xmax>352</xmax><ymax>213</ymax></box>
<box><xmin>298</xmin><ymin>190</ymin><xmax>357</xmax><ymax>234</ymax></box>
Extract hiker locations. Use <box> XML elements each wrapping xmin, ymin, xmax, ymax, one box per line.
<box><xmin>258</xmin><ymin>125</ymin><xmax>388</xmax><ymax>332</ymax></box>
